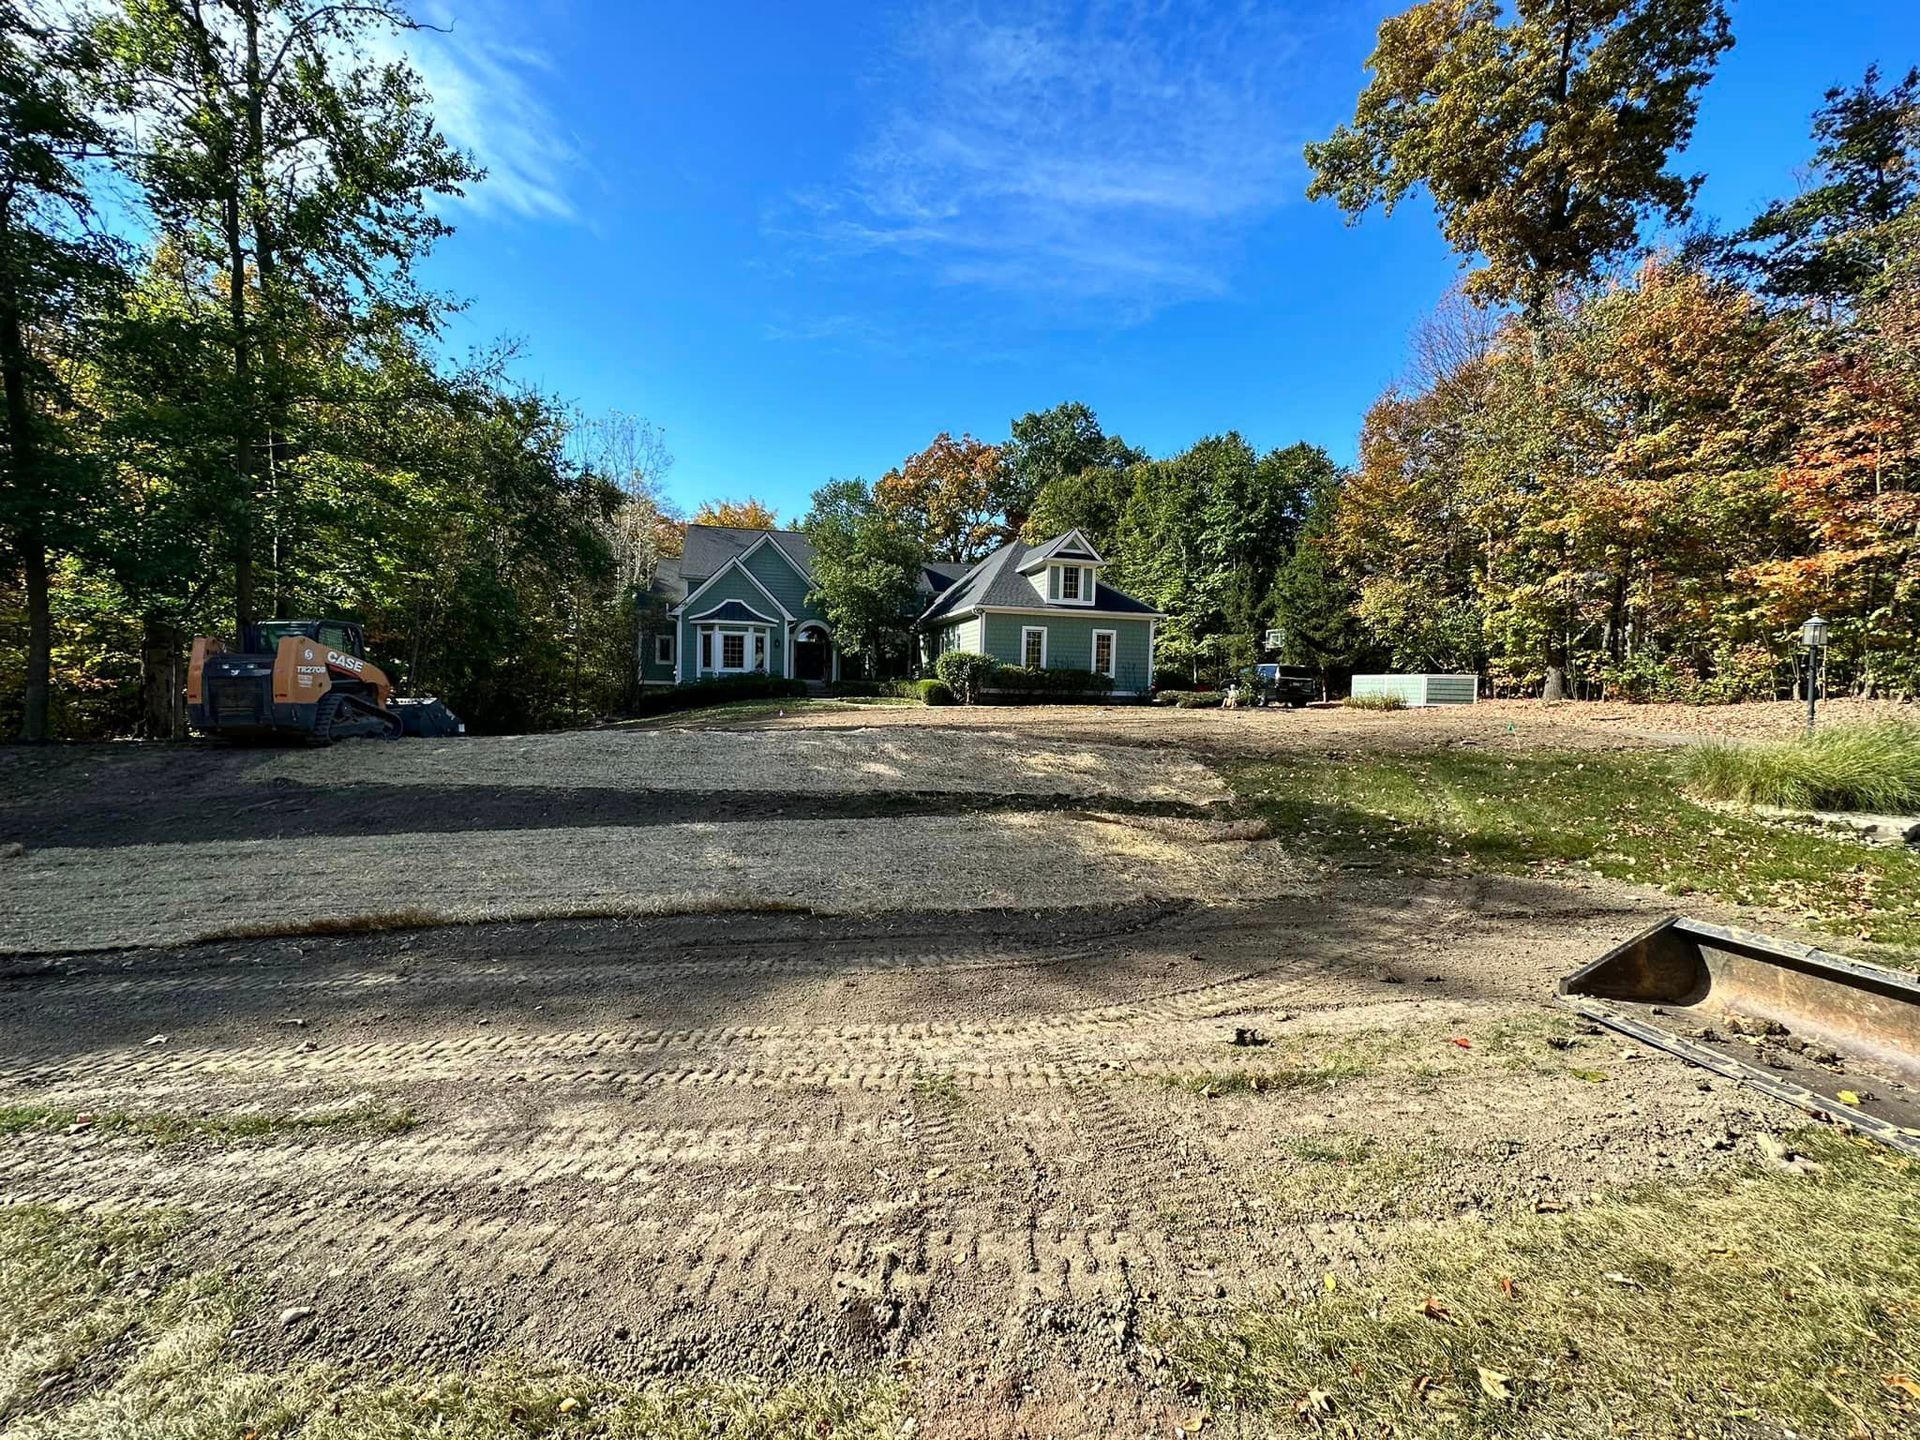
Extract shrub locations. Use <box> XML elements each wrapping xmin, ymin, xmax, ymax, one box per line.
<box><xmin>1153</xmin><ymin>690</ymin><xmax>1223</xmax><ymax>709</ymax></box>
<box><xmin>825</xmin><ymin>680</ymin><xmax>884</xmax><ymax>697</ymax></box>
<box><xmin>628</xmin><ymin>675</ymin><xmax>807</xmax><ymax>717</ymax></box>
<box><xmin>934</xmin><ymin>651</ymin><xmax>999</xmax><ymax>705</ymax></box>
<box><xmin>894</xmin><ymin>679</ymin><xmax>955</xmax><ymax>705</ymax></box>
<box><xmin>1681</xmin><ymin>721</ymin><xmax>1920</xmax><ymax>813</ymax></box>
<box><xmin>1343</xmin><ymin>693</ymin><xmax>1407</xmax><ymax>711</ymax></box>
<box><xmin>987</xmin><ymin>665</ymin><xmax>1115</xmax><ymax>700</ymax></box>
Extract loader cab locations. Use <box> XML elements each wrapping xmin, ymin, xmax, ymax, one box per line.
<box><xmin>244</xmin><ymin>619</ymin><xmax>366</xmax><ymax>659</ymax></box>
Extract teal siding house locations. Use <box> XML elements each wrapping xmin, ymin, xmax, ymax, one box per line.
<box><xmin>917</xmin><ymin>530</ymin><xmax>1159</xmax><ymax>696</ymax></box>
<box><xmin>639</xmin><ymin>524</ymin><xmax>1159</xmax><ymax>695</ymax></box>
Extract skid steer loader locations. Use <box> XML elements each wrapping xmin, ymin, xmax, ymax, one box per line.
<box><xmin>187</xmin><ymin>619</ymin><xmax>428</xmax><ymax>746</ymax></box>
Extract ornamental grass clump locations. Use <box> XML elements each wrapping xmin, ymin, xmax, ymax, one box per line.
<box><xmin>1682</xmin><ymin>721</ymin><xmax>1920</xmax><ymax>814</ymax></box>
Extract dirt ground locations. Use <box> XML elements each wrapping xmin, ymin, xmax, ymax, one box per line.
<box><xmin>0</xmin><ymin>703</ymin><xmax>1850</xmax><ymax>1436</ymax></box>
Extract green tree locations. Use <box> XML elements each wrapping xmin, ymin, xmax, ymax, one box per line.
<box><xmin>802</xmin><ymin>478</ymin><xmax>926</xmax><ymax>675</ymax></box>
<box><xmin>1266</xmin><ymin>475</ymin><xmax>1367</xmax><ymax>689</ymax></box>
<box><xmin>1002</xmin><ymin>401</ymin><xmax>1143</xmax><ymax>533</ymax></box>
<box><xmin>1725</xmin><ymin>65</ymin><xmax>1920</xmax><ymax>315</ymax></box>
<box><xmin>1305</xmin><ymin>0</ymin><xmax>1732</xmax><ymax>328</ymax></box>
<box><xmin>0</xmin><ymin>1</ymin><xmax>123</xmax><ymax>740</ymax></box>
<box><xmin>101</xmin><ymin>0</ymin><xmax>478</xmax><ymax>638</ymax></box>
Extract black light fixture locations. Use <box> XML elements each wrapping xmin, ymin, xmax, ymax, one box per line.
<box><xmin>1800</xmin><ymin>614</ymin><xmax>1829</xmax><ymax>734</ymax></box>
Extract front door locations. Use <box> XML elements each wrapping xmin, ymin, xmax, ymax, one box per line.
<box><xmin>795</xmin><ymin>628</ymin><xmax>829</xmax><ymax>682</ymax></box>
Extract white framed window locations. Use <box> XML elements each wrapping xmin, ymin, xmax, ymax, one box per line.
<box><xmin>721</xmin><ymin>632</ymin><xmax>746</xmax><ymax>670</ymax></box>
<box><xmin>700</xmin><ymin>631</ymin><xmax>713</xmax><ymax>671</ymax></box>
<box><xmin>655</xmin><ymin>633</ymin><xmax>675</xmax><ymax>665</ymax></box>
<box><xmin>1021</xmin><ymin>626</ymin><xmax>1047</xmax><ymax>668</ymax></box>
<box><xmin>753</xmin><ymin>631</ymin><xmax>767</xmax><ymax>670</ymax></box>
<box><xmin>1091</xmin><ymin>629</ymin><xmax>1116</xmax><ymax>679</ymax></box>
<box><xmin>1060</xmin><ymin>564</ymin><xmax>1081</xmax><ymax>600</ymax></box>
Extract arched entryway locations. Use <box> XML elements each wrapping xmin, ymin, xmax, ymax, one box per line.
<box><xmin>793</xmin><ymin>623</ymin><xmax>832</xmax><ymax>683</ymax></box>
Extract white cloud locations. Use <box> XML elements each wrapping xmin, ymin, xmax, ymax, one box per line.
<box><xmin>389</xmin><ymin>1</ymin><xmax>583</xmax><ymax>224</ymax></box>
<box><xmin>792</xmin><ymin>0</ymin><xmax>1313</xmax><ymax>314</ymax></box>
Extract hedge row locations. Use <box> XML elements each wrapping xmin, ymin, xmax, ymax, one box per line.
<box><xmin>629</xmin><ymin>675</ymin><xmax>808</xmax><ymax>716</ymax></box>
<box><xmin>1151</xmin><ymin>689</ymin><xmax>1224</xmax><ymax>709</ymax></box>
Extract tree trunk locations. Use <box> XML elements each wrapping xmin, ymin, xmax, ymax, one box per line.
<box><xmin>1543</xmin><ymin>663</ymin><xmax>1568</xmax><ymax>702</ymax></box>
<box><xmin>19</xmin><ymin>527</ymin><xmax>51</xmax><ymax>740</ymax></box>
<box><xmin>140</xmin><ymin>613</ymin><xmax>186</xmax><ymax>739</ymax></box>
<box><xmin>0</xmin><ymin>258</ymin><xmax>51</xmax><ymax>741</ymax></box>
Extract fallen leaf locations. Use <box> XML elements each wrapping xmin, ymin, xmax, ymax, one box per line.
<box><xmin>1837</xmin><ymin>1090</ymin><xmax>1861</xmax><ymax>1106</ymax></box>
<box><xmin>1450</xmin><ymin>1036</ymin><xmax>1473</xmax><ymax>1050</ymax></box>
<box><xmin>1294</xmin><ymin>1389</ymin><xmax>1332</xmax><ymax>1418</ymax></box>
<box><xmin>1884</xmin><ymin>1373</ymin><xmax>1920</xmax><ymax>1401</ymax></box>
<box><xmin>1422</xmin><ymin>1296</ymin><xmax>1455</xmax><ymax>1324</ymax></box>
<box><xmin>1477</xmin><ymin>1366</ymin><xmax>1513</xmax><ymax>1401</ymax></box>
<box><xmin>1498</xmin><ymin>1275</ymin><xmax>1517</xmax><ymax>1299</ymax></box>
<box><xmin>1323</xmin><ymin>1272</ymin><xmax>1337</xmax><ymax>1293</ymax></box>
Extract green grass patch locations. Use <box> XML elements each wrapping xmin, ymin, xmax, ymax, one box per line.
<box><xmin>1230</xmin><ymin>748</ymin><xmax>1920</xmax><ymax>951</ymax></box>
<box><xmin>1267</xmin><ymin>1132</ymin><xmax>1440</xmax><ymax>1220</ymax></box>
<box><xmin>1342</xmin><ymin>692</ymin><xmax>1407</xmax><ymax>711</ymax></box>
<box><xmin>1682</xmin><ymin>721</ymin><xmax>1920</xmax><ymax>813</ymax></box>
<box><xmin>0</xmin><ymin>1205</ymin><xmax>911</xmax><ymax>1437</ymax></box>
<box><xmin>1168</xmin><ymin>1131</ymin><xmax>1920</xmax><ymax>1439</ymax></box>
<box><xmin>0</xmin><ymin>1101</ymin><xmax>419</xmax><ymax>1145</ymax></box>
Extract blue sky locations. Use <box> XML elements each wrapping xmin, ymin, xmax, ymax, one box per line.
<box><xmin>404</xmin><ymin>0</ymin><xmax>1920</xmax><ymax>519</ymax></box>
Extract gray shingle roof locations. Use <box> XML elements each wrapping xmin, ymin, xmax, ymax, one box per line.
<box><xmin>918</xmin><ymin>538</ymin><xmax>1157</xmax><ymax>622</ymax></box>
<box><xmin>680</xmin><ymin>526</ymin><xmax>817</xmax><ymax>584</ymax></box>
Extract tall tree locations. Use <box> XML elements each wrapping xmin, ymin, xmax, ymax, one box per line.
<box><xmin>1725</xmin><ymin>65</ymin><xmax>1920</xmax><ymax>316</ymax></box>
<box><xmin>690</xmin><ymin>497</ymin><xmax>778</xmax><ymax>530</ymax></box>
<box><xmin>1001</xmin><ymin>401</ymin><xmax>1143</xmax><ymax>533</ymax></box>
<box><xmin>874</xmin><ymin>431</ymin><xmax>1007</xmax><ymax>562</ymax></box>
<box><xmin>101</xmin><ymin>0</ymin><xmax>477</xmax><ymax>639</ymax></box>
<box><xmin>0</xmin><ymin>1</ymin><xmax>122</xmax><ymax>740</ymax></box>
<box><xmin>801</xmin><ymin>477</ymin><xmax>925</xmax><ymax>674</ymax></box>
<box><xmin>1305</xmin><ymin>0</ymin><xmax>1732</xmax><ymax>330</ymax></box>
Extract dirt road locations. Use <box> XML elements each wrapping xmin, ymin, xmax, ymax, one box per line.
<box><xmin>0</xmin><ymin>707</ymin><xmax>1806</xmax><ymax>1436</ymax></box>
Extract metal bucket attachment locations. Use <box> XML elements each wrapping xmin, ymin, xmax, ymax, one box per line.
<box><xmin>1560</xmin><ymin>917</ymin><xmax>1920</xmax><ymax>1157</ymax></box>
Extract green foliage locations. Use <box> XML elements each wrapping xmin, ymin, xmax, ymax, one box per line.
<box><xmin>933</xmin><ymin>649</ymin><xmax>998</xmax><ymax>705</ymax></box>
<box><xmin>1002</xmin><ymin>401</ymin><xmax>1143</xmax><ymax>532</ymax></box>
<box><xmin>984</xmin><ymin>664</ymin><xmax>1115</xmax><ymax>700</ymax></box>
<box><xmin>1723</xmin><ymin>65</ymin><xmax>1920</xmax><ymax>310</ymax></box>
<box><xmin>1306</xmin><ymin>0</ymin><xmax>1734</xmax><ymax>317</ymax></box>
<box><xmin>628</xmin><ymin>675</ymin><xmax>807</xmax><ymax>718</ymax></box>
<box><xmin>802</xmin><ymin>477</ymin><xmax>926</xmax><ymax>674</ymax></box>
<box><xmin>898</xmin><ymin>678</ymin><xmax>954</xmax><ymax>705</ymax></box>
<box><xmin>1341</xmin><ymin>692</ymin><xmax>1406</xmax><ymax>711</ymax></box>
<box><xmin>1151</xmin><ymin>689</ymin><xmax>1224</xmax><ymax>709</ymax></box>
<box><xmin>1682</xmin><ymin>722</ymin><xmax>1920</xmax><ymax>813</ymax></box>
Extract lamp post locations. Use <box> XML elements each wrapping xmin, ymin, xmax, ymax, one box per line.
<box><xmin>1800</xmin><ymin>614</ymin><xmax>1829</xmax><ymax>735</ymax></box>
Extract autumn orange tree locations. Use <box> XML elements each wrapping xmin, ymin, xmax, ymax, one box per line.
<box><xmin>874</xmin><ymin>432</ymin><xmax>1008</xmax><ymax>563</ymax></box>
<box><xmin>690</xmin><ymin>497</ymin><xmax>779</xmax><ymax>530</ymax></box>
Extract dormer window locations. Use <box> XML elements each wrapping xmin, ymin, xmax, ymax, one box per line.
<box><xmin>1048</xmin><ymin>562</ymin><xmax>1095</xmax><ymax>605</ymax></box>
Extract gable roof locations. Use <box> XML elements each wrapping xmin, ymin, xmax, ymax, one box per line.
<box><xmin>672</xmin><ymin>552</ymin><xmax>796</xmax><ymax>620</ymax></box>
<box><xmin>680</xmin><ymin>525</ymin><xmax>817</xmax><ymax>584</ymax></box>
<box><xmin>1016</xmin><ymin>529</ymin><xmax>1104</xmax><ymax>572</ymax></box>
<box><xmin>919</xmin><ymin>539</ymin><xmax>1158</xmax><ymax>623</ymax></box>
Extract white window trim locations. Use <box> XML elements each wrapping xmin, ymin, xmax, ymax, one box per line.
<box><xmin>1021</xmin><ymin>625</ymin><xmax>1047</xmax><ymax>669</ymax></box>
<box><xmin>1091</xmin><ymin>628</ymin><xmax>1116</xmax><ymax>679</ymax></box>
<box><xmin>1050</xmin><ymin>564</ymin><xmax>1096</xmax><ymax>606</ymax></box>
<box><xmin>655</xmin><ymin>633</ymin><xmax>675</xmax><ymax>665</ymax></box>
